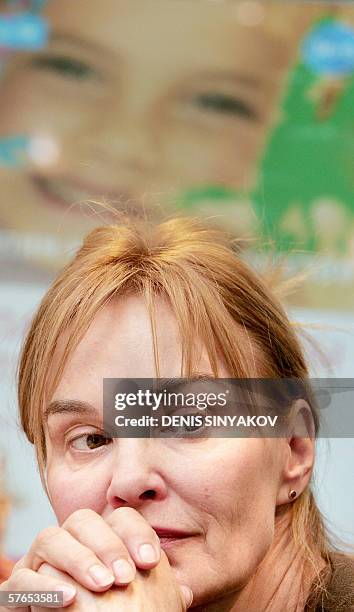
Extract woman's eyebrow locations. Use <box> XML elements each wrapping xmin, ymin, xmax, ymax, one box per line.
<box><xmin>156</xmin><ymin>374</ymin><xmax>228</xmax><ymax>394</ymax></box>
<box><xmin>44</xmin><ymin>399</ymin><xmax>98</xmax><ymax>419</ymax></box>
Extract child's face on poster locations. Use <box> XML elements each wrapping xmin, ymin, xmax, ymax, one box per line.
<box><xmin>0</xmin><ymin>0</ymin><xmax>293</xmax><ymax>238</ymax></box>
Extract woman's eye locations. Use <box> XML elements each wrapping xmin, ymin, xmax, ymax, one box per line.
<box><xmin>158</xmin><ymin>414</ymin><xmax>207</xmax><ymax>438</ymax></box>
<box><xmin>70</xmin><ymin>433</ymin><xmax>112</xmax><ymax>451</ymax></box>
<box><xmin>183</xmin><ymin>422</ymin><xmax>205</xmax><ymax>434</ymax></box>
<box><xmin>31</xmin><ymin>55</ymin><xmax>97</xmax><ymax>80</ymax></box>
<box><xmin>192</xmin><ymin>93</ymin><xmax>257</xmax><ymax>121</ymax></box>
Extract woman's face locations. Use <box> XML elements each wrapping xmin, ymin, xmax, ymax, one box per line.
<box><xmin>44</xmin><ymin>295</ymin><xmax>289</xmax><ymax>607</ymax></box>
<box><xmin>0</xmin><ymin>0</ymin><xmax>292</xmax><ymax>237</ymax></box>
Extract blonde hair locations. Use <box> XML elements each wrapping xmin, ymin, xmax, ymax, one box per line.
<box><xmin>18</xmin><ymin>216</ymin><xmax>338</xmax><ymax>595</ymax></box>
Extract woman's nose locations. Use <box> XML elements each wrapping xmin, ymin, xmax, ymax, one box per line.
<box><xmin>106</xmin><ymin>439</ymin><xmax>168</xmax><ymax>510</ymax></box>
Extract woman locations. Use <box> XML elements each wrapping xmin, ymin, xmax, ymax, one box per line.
<box><xmin>1</xmin><ymin>216</ymin><xmax>353</xmax><ymax>611</ymax></box>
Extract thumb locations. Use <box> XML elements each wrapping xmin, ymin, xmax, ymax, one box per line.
<box><xmin>180</xmin><ymin>585</ymin><xmax>193</xmax><ymax>609</ymax></box>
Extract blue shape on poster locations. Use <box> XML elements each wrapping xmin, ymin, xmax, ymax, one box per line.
<box><xmin>302</xmin><ymin>21</ymin><xmax>354</xmax><ymax>76</ymax></box>
<box><xmin>0</xmin><ymin>13</ymin><xmax>48</xmax><ymax>50</ymax></box>
<box><xmin>0</xmin><ymin>135</ymin><xmax>29</xmax><ymax>167</ymax></box>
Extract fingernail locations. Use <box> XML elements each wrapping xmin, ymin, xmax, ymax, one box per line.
<box><xmin>88</xmin><ymin>564</ymin><xmax>115</xmax><ymax>587</ymax></box>
<box><xmin>181</xmin><ymin>585</ymin><xmax>194</xmax><ymax>608</ymax></box>
<box><xmin>112</xmin><ymin>558</ymin><xmax>136</xmax><ymax>583</ymax></box>
<box><xmin>55</xmin><ymin>584</ymin><xmax>76</xmax><ymax>603</ymax></box>
<box><xmin>138</xmin><ymin>543</ymin><xmax>159</xmax><ymax>564</ymax></box>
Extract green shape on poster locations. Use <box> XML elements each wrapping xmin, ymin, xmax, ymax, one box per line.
<box><xmin>252</xmin><ymin>17</ymin><xmax>354</xmax><ymax>255</ymax></box>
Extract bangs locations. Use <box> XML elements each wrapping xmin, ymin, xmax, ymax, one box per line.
<box><xmin>18</xmin><ymin>216</ymin><xmax>308</xmax><ymax>471</ymax></box>
<box><xmin>141</xmin><ymin>269</ymin><xmax>260</xmax><ymax>380</ymax></box>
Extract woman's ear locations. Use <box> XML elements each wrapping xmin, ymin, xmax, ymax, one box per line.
<box><xmin>276</xmin><ymin>399</ymin><xmax>315</xmax><ymax>506</ymax></box>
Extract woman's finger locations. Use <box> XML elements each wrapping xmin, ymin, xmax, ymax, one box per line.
<box><xmin>62</xmin><ymin>508</ymin><xmax>136</xmax><ymax>585</ymax></box>
<box><xmin>0</xmin><ymin>567</ymin><xmax>76</xmax><ymax>609</ymax></box>
<box><xmin>180</xmin><ymin>585</ymin><xmax>194</xmax><ymax>610</ymax></box>
<box><xmin>24</xmin><ymin>525</ymin><xmax>115</xmax><ymax>592</ymax></box>
<box><xmin>105</xmin><ymin>506</ymin><xmax>161</xmax><ymax>569</ymax></box>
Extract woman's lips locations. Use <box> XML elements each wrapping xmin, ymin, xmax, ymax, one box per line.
<box><xmin>29</xmin><ymin>174</ymin><xmax>136</xmax><ymax>214</ymax></box>
<box><xmin>158</xmin><ymin>537</ymin><xmax>187</xmax><ymax>549</ymax></box>
<box><xmin>153</xmin><ymin>527</ymin><xmax>198</xmax><ymax>549</ymax></box>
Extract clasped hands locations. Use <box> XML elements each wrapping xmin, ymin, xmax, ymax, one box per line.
<box><xmin>0</xmin><ymin>507</ymin><xmax>193</xmax><ymax>611</ymax></box>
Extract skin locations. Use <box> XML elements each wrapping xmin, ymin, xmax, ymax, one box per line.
<box><xmin>0</xmin><ymin>0</ymin><xmax>294</xmax><ymax>242</ymax></box>
<box><xmin>1</xmin><ymin>295</ymin><xmax>317</xmax><ymax>611</ymax></box>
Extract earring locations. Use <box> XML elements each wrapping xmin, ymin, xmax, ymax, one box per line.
<box><xmin>288</xmin><ymin>489</ymin><xmax>297</xmax><ymax>501</ymax></box>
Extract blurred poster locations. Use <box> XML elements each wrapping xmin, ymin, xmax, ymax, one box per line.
<box><xmin>0</xmin><ymin>1</ymin><xmax>353</xmax><ymax>309</ymax></box>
